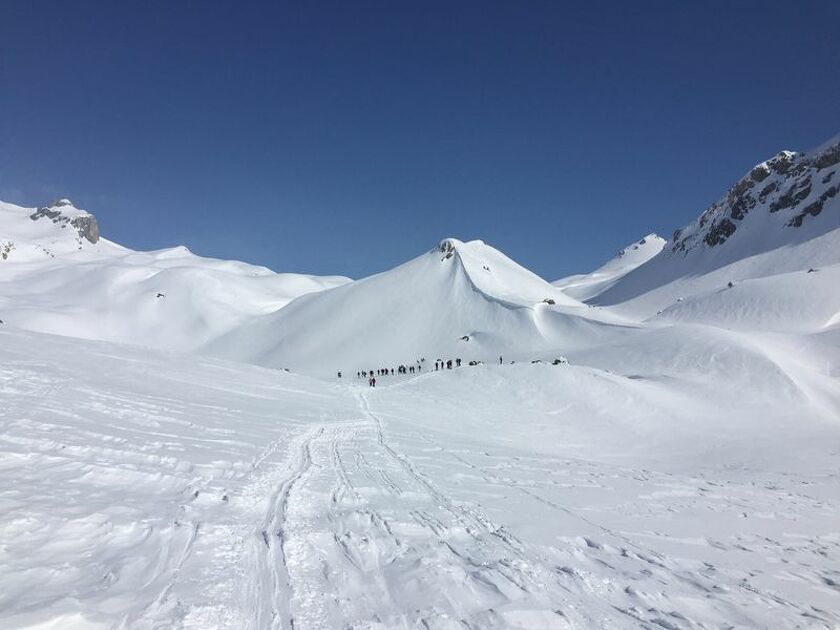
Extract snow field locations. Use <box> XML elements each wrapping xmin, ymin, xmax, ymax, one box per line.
<box><xmin>2</xmin><ymin>329</ymin><xmax>839</xmax><ymax>628</ymax></box>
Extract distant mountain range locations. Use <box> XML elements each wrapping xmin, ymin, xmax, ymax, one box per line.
<box><xmin>1</xmin><ymin>133</ymin><xmax>838</xmax><ymax>375</ymax></box>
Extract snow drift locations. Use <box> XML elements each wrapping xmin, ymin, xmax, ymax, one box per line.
<box><xmin>0</xmin><ymin>199</ymin><xmax>350</xmax><ymax>351</ymax></box>
<box><xmin>2</xmin><ymin>132</ymin><xmax>840</xmax><ymax>629</ymax></box>
<box><xmin>553</xmin><ymin>233</ymin><xmax>665</xmax><ymax>301</ymax></box>
<box><xmin>205</xmin><ymin>238</ymin><xmax>633</xmax><ymax>374</ymax></box>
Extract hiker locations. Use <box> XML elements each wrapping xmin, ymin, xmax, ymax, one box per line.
<box><xmin>371</xmin><ymin>377</ymin><xmax>376</xmax><ymax>388</ymax></box>
<box><xmin>499</xmin><ymin>355</ymin><xmax>503</xmax><ymax>364</ymax></box>
<box><xmin>455</xmin><ymin>358</ymin><xmax>461</xmax><ymax>367</ymax></box>
<box><xmin>337</xmin><ymin>371</ymin><xmax>342</xmax><ymax>378</ymax></box>
<box><xmin>435</xmin><ymin>362</ymin><xmax>439</xmax><ymax>371</ymax></box>
<box><xmin>447</xmin><ymin>360</ymin><xmax>452</xmax><ymax>369</ymax></box>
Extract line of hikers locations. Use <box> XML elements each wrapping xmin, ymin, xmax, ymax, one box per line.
<box><xmin>357</xmin><ymin>365</ymin><xmax>423</xmax><ymax>379</ymax></box>
<box><xmin>350</xmin><ymin>359</ymin><xmax>427</xmax><ymax>386</ymax></box>
<box><xmin>342</xmin><ymin>355</ymin><xmax>510</xmax><ymax>386</ymax></box>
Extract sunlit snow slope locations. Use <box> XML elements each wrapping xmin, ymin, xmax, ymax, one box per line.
<box><xmin>0</xmin><ymin>199</ymin><xmax>349</xmax><ymax>351</ymax></box>
<box><xmin>2</xmin><ymin>325</ymin><xmax>839</xmax><ymax>629</ymax></box>
<box><xmin>2</xmin><ymin>134</ymin><xmax>840</xmax><ymax>630</ymax></box>
<box><xmin>591</xmin><ymin>134</ymin><xmax>840</xmax><ymax>318</ymax></box>
<box><xmin>206</xmin><ymin>238</ymin><xmax>633</xmax><ymax>375</ymax></box>
<box><xmin>553</xmin><ymin>233</ymin><xmax>665</xmax><ymax>301</ymax></box>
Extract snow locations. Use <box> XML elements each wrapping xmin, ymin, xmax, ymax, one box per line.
<box><xmin>2</xmin><ymin>327</ymin><xmax>838</xmax><ymax>629</ymax></box>
<box><xmin>0</xmin><ymin>200</ymin><xmax>350</xmax><ymax>352</ymax></box>
<box><xmin>2</xmin><ymin>131</ymin><xmax>840</xmax><ymax>628</ymax></box>
<box><xmin>590</xmin><ymin>135</ymin><xmax>840</xmax><ymax>317</ymax></box>
<box><xmin>206</xmin><ymin>238</ymin><xmax>633</xmax><ymax>375</ymax></box>
<box><xmin>553</xmin><ymin>233</ymin><xmax>666</xmax><ymax>301</ymax></box>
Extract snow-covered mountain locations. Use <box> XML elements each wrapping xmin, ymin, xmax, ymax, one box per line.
<box><xmin>553</xmin><ymin>233</ymin><xmax>665</xmax><ymax>301</ymax></box>
<box><xmin>1</xmin><ymin>197</ymin><xmax>113</xmax><ymax>260</ymax></box>
<box><xmin>2</xmin><ymin>135</ymin><xmax>840</xmax><ymax>629</ymax></box>
<box><xmin>205</xmin><ymin>238</ymin><xmax>633</xmax><ymax>374</ymax></box>
<box><xmin>0</xmin><ymin>198</ymin><xmax>350</xmax><ymax>351</ymax></box>
<box><xmin>587</xmin><ymin>134</ymin><xmax>840</xmax><ymax>319</ymax></box>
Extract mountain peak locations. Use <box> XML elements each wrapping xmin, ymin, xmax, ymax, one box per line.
<box><xmin>671</xmin><ymin>135</ymin><xmax>839</xmax><ymax>254</ymax></box>
<box><xmin>437</xmin><ymin>237</ymin><xmax>460</xmax><ymax>257</ymax></box>
<box><xmin>616</xmin><ymin>233</ymin><xmax>664</xmax><ymax>259</ymax></box>
<box><xmin>30</xmin><ymin>198</ymin><xmax>99</xmax><ymax>244</ymax></box>
<box><xmin>553</xmin><ymin>233</ymin><xmax>666</xmax><ymax>301</ymax></box>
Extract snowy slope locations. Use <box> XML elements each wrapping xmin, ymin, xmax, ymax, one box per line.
<box><xmin>553</xmin><ymin>233</ymin><xmax>665</xmax><ymax>301</ymax></box>
<box><xmin>654</xmin><ymin>263</ymin><xmax>840</xmax><ymax>333</ymax></box>
<box><xmin>2</xmin><ymin>328</ymin><xmax>839</xmax><ymax>629</ymax></box>
<box><xmin>591</xmin><ymin>134</ymin><xmax>840</xmax><ymax>316</ymax></box>
<box><xmin>206</xmin><ymin>238</ymin><xmax>635</xmax><ymax>375</ymax></box>
<box><xmin>0</xmin><ymin>197</ymin><xmax>121</xmax><ymax>260</ymax></box>
<box><xmin>3</xmin><ymin>135</ymin><xmax>840</xmax><ymax>629</ymax></box>
<box><xmin>0</xmin><ymin>199</ymin><xmax>350</xmax><ymax>351</ymax></box>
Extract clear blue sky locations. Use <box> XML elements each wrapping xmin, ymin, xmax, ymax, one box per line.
<box><xmin>2</xmin><ymin>1</ymin><xmax>838</xmax><ymax>280</ymax></box>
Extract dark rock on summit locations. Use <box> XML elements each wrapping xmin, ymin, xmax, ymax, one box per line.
<box><xmin>30</xmin><ymin>199</ymin><xmax>100</xmax><ymax>244</ymax></box>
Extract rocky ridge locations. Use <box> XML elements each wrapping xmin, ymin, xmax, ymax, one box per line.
<box><xmin>30</xmin><ymin>198</ymin><xmax>100</xmax><ymax>244</ymax></box>
<box><xmin>671</xmin><ymin>136</ymin><xmax>839</xmax><ymax>254</ymax></box>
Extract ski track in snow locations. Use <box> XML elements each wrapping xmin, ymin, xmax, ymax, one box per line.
<box><xmin>240</xmin><ymin>390</ymin><xmax>840</xmax><ymax>629</ymax></box>
<box><xmin>3</xmin><ymin>140</ymin><xmax>840</xmax><ymax>629</ymax></box>
<box><xmin>2</xmin><ymin>331</ymin><xmax>840</xmax><ymax>629</ymax></box>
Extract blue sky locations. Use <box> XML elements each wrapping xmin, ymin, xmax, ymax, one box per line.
<box><xmin>2</xmin><ymin>1</ymin><xmax>839</xmax><ymax>279</ymax></box>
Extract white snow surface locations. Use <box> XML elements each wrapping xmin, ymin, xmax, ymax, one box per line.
<box><xmin>2</xmin><ymin>129</ymin><xmax>840</xmax><ymax>630</ymax></box>
<box><xmin>2</xmin><ymin>326</ymin><xmax>838</xmax><ymax>629</ymax></box>
<box><xmin>0</xmin><ymin>200</ymin><xmax>350</xmax><ymax>351</ymax></box>
<box><xmin>591</xmin><ymin>135</ymin><xmax>840</xmax><ymax>317</ymax></box>
<box><xmin>205</xmin><ymin>238</ymin><xmax>638</xmax><ymax>375</ymax></box>
<box><xmin>553</xmin><ymin>234</ymin><xmax>666</xmax><ymax>301</ymax></box>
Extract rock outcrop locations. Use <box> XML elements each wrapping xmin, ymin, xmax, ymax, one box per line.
<box><xmin>30</xmin><ymin>198</ymin><xmax>100</xmax><ymax>244</ymax></box>
<box><xmin>671</xmin><ymin>136</ymin><xmax>839</xmax><ymax>254</ymax></box>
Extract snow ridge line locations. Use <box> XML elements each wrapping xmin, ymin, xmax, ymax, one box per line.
<box><xmin>451</xmin><ymin>248</ymin><xmax>535</xmax><ymax>313</ymax></box>
<box><xmin>252</xmin><ymin>425</ymin><xmax>324</xmax><ymax>630</ymax></box>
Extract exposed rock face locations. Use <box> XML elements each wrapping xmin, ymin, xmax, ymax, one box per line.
<box><xmin>30</xmin><ymin>198</ymin><xmax>100</xmax><ymax>244</ymax></box>
<box><xmin>438</xmin><ymin>239</ymin><xmax>457</xmax><ymax>259</ymax></box>
<box><xmin>71</xmin><ymin>214</ymin><xmax>100</xmax><ymax>244</ymax></box>
<box><xmin>671</xmin><ymin>137</ymin><xmax>840</xmax><ymax>253</ymax></box>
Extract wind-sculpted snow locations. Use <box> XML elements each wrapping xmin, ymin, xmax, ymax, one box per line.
<box><xmin>655</xmin><ymin>263</ymin><xmax>840</xmax><ymax>333</ymax></box>
<box><xmin>205</xmin><ymin>238</ymin><xmax>632</xmax><ymax>375</ymax></box>
<box><xmin>0</xmin><ymin>200</ymin><xmax>349</xmax><ymax>351</ymax></box>
<box><xmin>2</xmin><ymin>329</ymin><xmax>839</xmax><ymax>629</ymax></box>
<box><xmin>2</xmin><ymin>133</ymin><xmax>840</xmax><ymax>629</ymax></box>
<box><xmin>553</xmin><ymin>233</ymin><xmax>666</xmax><ymax>301</ymax></box>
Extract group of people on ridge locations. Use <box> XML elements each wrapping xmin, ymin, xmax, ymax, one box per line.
<box><xmin>352</xmin><ymin>360</ymin><xmax>426</xmax><ymax>386</ymax></box>
<box><xmin>339</xmin><ymin>355</ymin><xmax>508</xmax><ymax>387</ymax></box>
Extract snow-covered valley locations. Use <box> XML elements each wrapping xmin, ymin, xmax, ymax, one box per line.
<box><xmin>3</xmin><ymin>327</ymin><xmax>839</xmax><ymax>629</ymax></box>
<box><xmin>1</xmin><ymin>134</ymin><xmax>839</xmax><ymax>629</ymax></box>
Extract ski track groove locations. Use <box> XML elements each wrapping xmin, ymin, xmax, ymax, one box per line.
<box><xmin>238</xmin><ymin>389</ymin><xmax>839</xmax><ymax>629</ymax></box>
<box><xmin>253</xmin><ymin>426</ymin><xmax>324</xmax><ymax>630</ymax></box>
